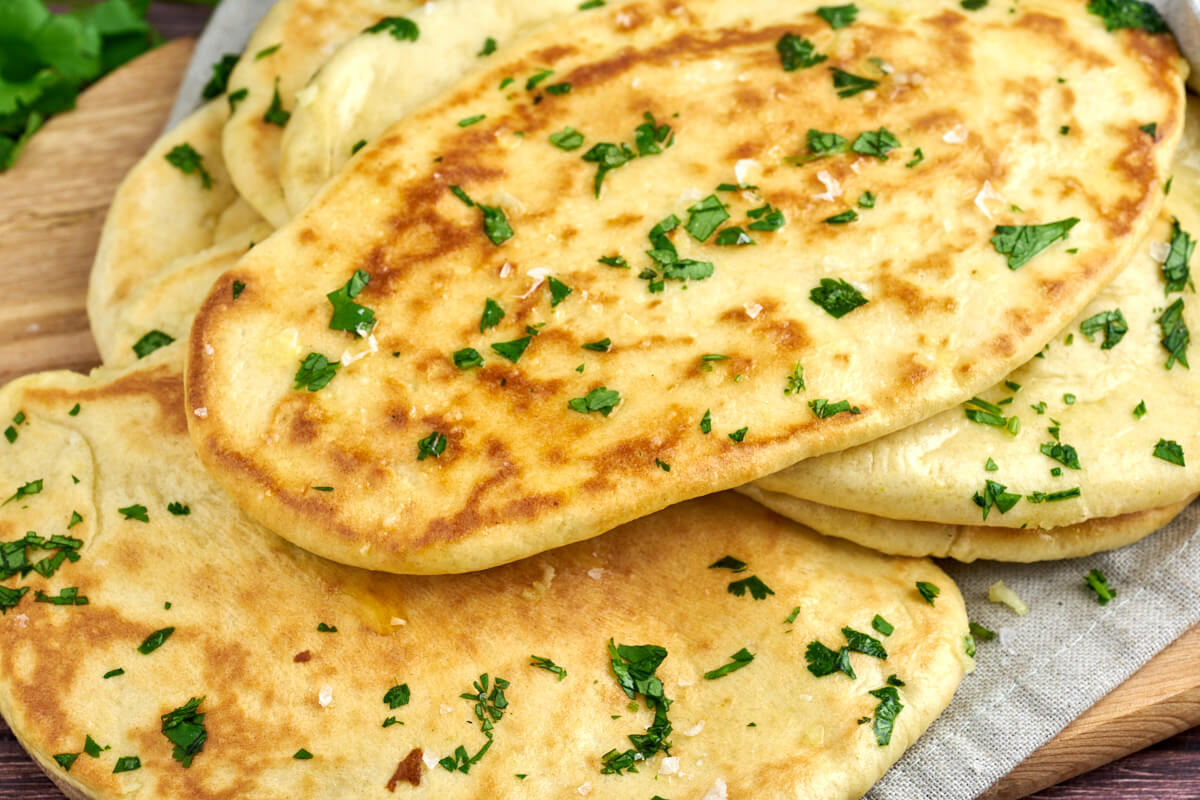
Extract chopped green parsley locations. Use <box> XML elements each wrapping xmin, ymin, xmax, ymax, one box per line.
<box><xmin>137</xmin><ymin>626</ymin><xmax>175</xmax><ymax>655</ymax></box>
<box><xmin>1079</xmin><ymin>309</ymin><xmax>1128</xmax><ymax>349</ymax></box>
<box><xmin>164</xmin><ymin>144</ymin><xmax>212</xmax><ymax>188</ymax></box>
<box><xmin>810</xmin><ymin>277</ymin><xmax>867</xmax><ymax>317</ymax></box>
<box><xmin>453</xmin><ymin>347</ymin><xmax>484</xmax><ymax>369</ymax></box>
<box><xmin>916</xmin><ymin>581</ymin><xmax>940</xmax><ymax>605</ymax></box>
<box><xmin>1087</xmin><ymin>0</ymin><xmax>1167</xmax><ymax>33</ymax></box>
<box><xmin>118</xmin><ymin>504</ymin><xmax>148</xmax><ymax>522</ymax></box>
<box><xmin>973</xmin><ymin>480</ymin><xmax>1021</xmax><ymax>519</ymax></box>
<box><xmin>851</xmin><ymin>128</ymin><xmax>899</xmax><ymax>160</ymax></box>
<box><xmin>1157</xmin><ymin>298</ymin><xmax>1189</xmax><ymax>369</ymax></box>
<box><xmin>601</xmin><ymin>641</ymin><xmax>672</xmax><ymax>775</ymax></box>
<box><xmin>703</xmin><ymin>648</ymin><xmax>755</xmax><ymax>679</ymax></box>
<box><xmin>568</xmin><ymin>387</ymin><xmax>621</xmax><ymax>416</ymax></box>
<box><xmin>728</xmin><ymin>575</ymin><xmax>774</xmax><ymax>599</ymax></box>
<box><xmin>417</xmin><ymin>432</ymin><xmax>448</xmax><ymax>461</ymax></box>
<box><xmin>685</xmin><ymin>195</ymin><xmax>729</xmax><ymax>242</ymax></box>
<box><xmin>816</xmin><ymin>4</ymin><xmax>858</xmax><ymax>29</ymax></box>
<box><xmin>831</xmin><ymin>67</ymin><xmax>878</xmax><ymax>98</ymax></box>
<box><xmin>365</xmin><ymin>16</ymin><xmax>419</xmax><ymax>41</ymax></box>
<box><xmin>262</xmin><ymin>80</ymin><xmax>290</xmax><ymax>126</ymax></box>
<box><xmin>776</xmin><ymin>34</ymin><xmax>827</xmax><ymax>71</ymax></box>
<box><xmin>1162</xmin><ymin>218</ymin><xmax>1195</xmax><ymax>294</ymax></box>
<box><xmin>809</xmin><ymin>399</ymin><xmax>861</xmax><ymax>418</ymax></box>
<box><xmin>327</xmin><ymin>269</ymin><xmax>375</xmax><ymax>338</ymax></box>
<box><xmin>869</xmin><ymin>686</ymin><xmax>903</xmax><ymax>746</ymax></box>
<box><xmin>491</xmin><ymin>336</ymin><xmax>531</xmax><ymax>363</ymax></box>
<box><xmin>293</xmin><ymin>353</ymin><xmax>339</xmax><ymax>392</ymax></box>
<box><xmin>161</xmin><ymin>697</ymin><xmax>207</xmax><ymax>767</ymax></box>
<box><xmin>991</xmin><ymin>218</ymin><xmax>1080</xmax><ymax>269</ymax></box>
<box><xmin>1153</xmin><ymin>438</ymin><xmax>1185</xmax><ymax>466</ymax></box>
<box><xmin>132</xmin><ymin>330</ymin><xmax>175</xmax><ymax>359</ymax></box>
<box><xmin>112</xmin><ymin>756</ymin><xmax>141</xmax><ymax>774</ymax></box>
<box><xmin>530</xmin><ymin>655</ymin><xmax>567</xmax><ymax>680</ymax></box>
<box><xmin>784</xmin><ymin>363</ymin><xmax>805</xmax><ymax>395</ymax></box>
<box><xmin>1085</xmin><ymin>568</ymin><xmax>1117</xmax><ymax>604</ymax></box>
<box><xmin>549</xmin><ymin>126</ymin><xmax>585</xmax><ymax>150</ymax></box>
<box><xmin>872</xmin><ymin>615</ymin><xmax>894</xmax><ymax>636</ymax></box>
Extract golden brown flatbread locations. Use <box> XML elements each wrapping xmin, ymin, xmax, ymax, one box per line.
<box><xmin>0</xmin><ymin>351</ymin><xmax>970</xmax><ymax>799</ymax></box>
<box><xmin>188</xmin><ymin>0</ymin><xmax>1185</xmax><ymax>574</ymax></box>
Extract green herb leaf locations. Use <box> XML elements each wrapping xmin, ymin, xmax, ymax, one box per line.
<box><xmin>479</xmin><ymin>203</ymin><xmax>514</xmax><ymax>245</ymax></box>
<box><xmin>568</xmin><ymin>387</ymin><xmax>621</xmax><ymax>416</ymax></box>
<box><xmin>842</xmin><ymin>626</ymin><xmax>888</xmax><ymax>659</ymax></box>
<box><xmin>1162</xmin><ymin>218</ymin><xmax>1194</xmax><ymax>294</ymax></box>
<box><xmin>810</xmin><ymin>278</ymin><xmax>868</xmax><ymax>318</ymax></box>
<box><xmin>728</xmin><ymin>575</ymin><xmax>774</xmax><ymax>599</ymax></box>
<box><xmin>808</xmin><ymin>399</ymin><xmax>861</xmax><ymax>418</ymax></box>
<box><xmin>480</xmin><ymin>298</ymin><xmax>505</xmax><ymax>332</ymax></box>
<box><xmin>530</xmin><ymin>655</ymin><xmax>568</xmax><ymax>680</ymax></box>
<box><xmin>1153</xmin><ymin>438</ymin><xmax>1185</xmax><ymax>466</ymax></box>
<box><xmin>417</xmin><ymin>432</ymin><xmax>447</xmax><ymax>461</ymax></box>
<box><xmin>549</xmin><ymin>126</ymin><xmax>585</xmax><ymax>150</ymax></box>
<box><xmin>776</xmin><ymin>34</ymin><xmax>827</xmax><ymax>71</ymax></box>
<box><xmin>684</xmin><ymin>195</ymin><xmax>729</xmax><ymax>242</ymax></box>
<box><xmin>1085</xmin><ymin>568</ymin><xmax>1117</xmax><ymax>605</ymax></box>
<box><xmin>969</xmin><ymin>621</ymin><xmax>996</xmax><ymax>640</ymax></box>
<box><xmin>805</xmin><ymin>641</ymin><xmax>855</xmax><ymax>678</ymax></box>
<box><xmin>703</xmin><ymin>648</ymin><xmax>755</xmax><ymax>679</ymax></box>
<box><xmin>112</xmin><ymin>756</ymin><xmax>141</xmax><ymax>774</ymax></box>
<box><xmin>1086</xmin><ymin>0</ymin><xmax>1167</xmax><ymax>33</ymax></box>
<box><xmin>547</xmin><ymin>276</ymin><xmax>572</xmax><ymax>306</ymax></box>
<box><xmin>784</xmin><ymin>363</ymin><xmax>806</xmax><ymax>395</ymax></box>
<box><xmin>581</xmin><ymin>142</ymin><xmax>634</xmax><ymax>196</ymax></box>
<box><xmin>132</xmin><ymin>330</ymin><xmax>175</xmax><ymax>359</ymax></box>
<box><xmin>869</xmin><ymin>686</ymin><xmax>903</xmax><ymax>746</ymax></box>
<box><xmin>326</xmin><ymin>269</ymin><xmax>375</xmax><ymax>338</ymax></box>
<box><xmin>477</xmin><ymin>37</ymin><xmax>497</xmax><ymax>56</ymax></box>
<box><xmin>161</xmin><ymin>696</ymin><xmax>207</xmax><ymax>768</ymax></box>
<box><xmin>872</xmin><ymin>615</ymin><xmax>894</xmax><ymax>636</ymax></box>
<box><xmin>364</xmin><ymin>16</ymin><xmax>419</xmax><ymax>41</ymax></box>
<box><xmin>972</xmin><ymin>479</ymin><xmax>1022</xmax><ymax>519</ymax></box>
<box><xmin>700</xmin><ymin>409</ymin><xmax>712</xmax><ymax>433</ymax></box>
<box><xmin>232</xmin><ymin>280</ymin><xmax>246</xmax><ymax>299</ymax></box>
<box><xmin>916</xmin><ymin>581</ymin><xmax>940</xmax><ymax>605</ymax></box>
<box><xmin>746</xmin><ymin>203</ymin><xmax>785</xmax><ymax>231</ymax></box>
<box><xmin>118</xmin><ymin>503</ymin><xmax>148</xmax><ymax>522</ymax></box>
<box><xmin>84</xmin><ymin>735</ymin><xmax>108</xmax><ymax>758</ymax></box>
<box><xmin>1079</xmin><ymin>309</ymin><xmax>1129</xmax><ymax>349</ymax></box>
<box><xmin>457</xmin><ymin>113</ymin><xmax>486</xmax><ymax>127</ymax></box>
<box><xmin>453</xmin><ymin>347</ymin><xmax>484</xmax><ymax>369</ymax></box>
<box><xmin>824</xmin><ymin>209</ymin><xmax>858</xmax><ymax>224</ymax></box>
<box><xmin>294</xmin><ymin>748</ymin><xmax>313</xmax><ymax>760</ymax></box>
<box><xmin>633</xmin><ymin>111</ymin><xmax>673</xmax><ymax>156</ymax></box>
<box><xmin>227</xmin><ymin>88</ymin><xmax>248</xmax><ymax>113</ymax></box>
<box><xmin>263</xmin><ymin>80</ymin><xmax>290</xmax><ymax>126</ymax></box>
<box><xmin>817</xmin><ymin>4</ymin><xmax>858</xmax><ymax>28</ymax></box>
<box><xmin>858</xmin><ymin>191</ymin><xmax>877</xmax><ymax>208</ymax></box>
<box><xmin>293</xmin><ymin>353</ymin><xmax>339</xmax><ymax>392</ymax></box>
<box><xmin>728</xmin><ymin>426</ymin><xmax>748</xmax><ymax>443</ymax></box>
<box><xmin>103</xmin><ymin>668</ymin><xmax>124</xmax><ymax>679</ymax></box>
<box><xmin>1157</xmin><ymin>297</ymin><xmax>1189</xmax><ymax>369</ymax></box>
<box><xmin>491</xmin><ymin>336</ymin><xmax>532</xmax><ymax>363</ymax></box>
<box><xmin>137</xmin><ymin>626</ymin><xmax>175</xmax><ymax>655</ymax></box>
<box><xmin>709</xmin><ymin>555</ymin><xmax>748</xmax><ymax>572</ymax></box>
<box><xmin>831</xmin><ymin>67</ymin><xmax>878</xmax><ymax>98</ymax></box>
<box><xmin>384</xmin><ymin>684</ymin><xmax>412</xmax><ymax>708</ymax></box>
<box><xmin>990</xmin><ymin>218</ymin><xmax>1080</xmax><ymax>269</ymax></box>
<box><xmin>164</xmin><ymin>144</ymin><xmax>212</xmax><ymax>189</ymax></box>
<box><xmin>1133</xmin><ymin>400</ymin><xmax>1147</xmax><ymax>418</ymax></box>
<box><xmin>53</xmin><ymin>753</ymin><xmax>79</xmax><ymax>771</ymax></box>
<box><xmin>851</xmin><ymin>128</ymin><xmax>899</xmax><ymax>160</ymax></box>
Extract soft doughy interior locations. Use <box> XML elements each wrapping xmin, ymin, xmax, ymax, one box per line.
<box><xmin>0</xmin><ymin>350</ymin><xmax>969</xmax><ymax>800</ymax></box>
<box><xmin>88</xmin><ymin>101</ymin><xmax>266</xmax><ymax>363</ymax></box>
<box><xmin>220</xmin><ymin>0</ymin><xmax>423</xmax><ymax>225</ymax></box>
<box><xmin>189</xmin><ymin>0</ymin><xmax>1184</xmax><ymax>575</ymax></box>
<box><xmin>280</xmin><ymin>0</ymin><xmax>586</xmax><ymax>216</ymax></box>
<box><xmin>739</xmin><ymin>484</ymin><xmax>1196</xmax><ymax>562</ymax></box>
<box><xmin>755</xmin><ymin>102</ymin><xmax>1200</xmax><ymax>530</ymax></box>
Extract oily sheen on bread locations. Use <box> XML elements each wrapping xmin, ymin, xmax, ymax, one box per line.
<box><xmin>739</xmin><ymin>484</ymin><xmax>1197</xmax><ymax>562</ymax></box>
<box><xmin>279</xmin><ymin>0</ymin><xmax>584</xmax><ymax>216</ymax></box>
<box><xmin>220</xmin><ymin>0</ymin><xmax>422</xmax><ymax>225</ymax></box>
<box><xmin>187</xmin><ymin>0</ymin><xmax>1185</xmax><ymax>574</ymax></box>
<box><xmin>88</xmin><ymin>101</ymin><xmax>264</xmax><ymax>364</ymax></box>
<box><xmin>753</xmin><ymin>106</ymin><xmax>1200</xmax><ymax>535</ymax></box>
<box><xmin>0</xmin><ymin>350</ymin><xmax>970</xmax><ymax>800</ymax></box>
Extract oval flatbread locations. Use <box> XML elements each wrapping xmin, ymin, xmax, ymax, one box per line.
<box><xmin>188</xmin><ymin>0</ymin><xmax>1185</xmax><ymax>574</ymax></box>
<box><xmin>279</xmin><ymin>0</ymin><xmax>585</xmax><ymax>216</ymax></box>
<box><xmin>220</xmin><ymin>0</ymin><xmax>422</xmax><ymax>225</ymax></box>
<box><xmin>88</xmin><ymin>101</ymin><xmax>265</xmax><ymax>363</ymax></box>
<box><xmin>754</xmin><ymin>105</ymin><xmax>1200</xmax><ymax>532</ymax></box>
<box><xmin>0</xmin><ymin>351</ymin><xmax>969</xmax><ymax>800</ymax></box>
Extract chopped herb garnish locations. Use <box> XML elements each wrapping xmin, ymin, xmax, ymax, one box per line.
<box><xmin>728</xmin><ymin>575</ymin><xmax>774</xmax><ymax>599</ymax></box>
<box><xmin>478</xmin><ymin>37</ymin><xmax>497</xmax><ymax>56</ymax></box>
<box><xmin>1079</xmin><ymin>309</ymin><xmax>1129</xmax><ymax>349</ymax></box>
<box><xmin>53</xmin><ymin>753</ymin><xmax>79</xmax><ymax>771</ymax></box>
<box><xmin>700</xmin><ymin>409</ymin><xmax>712</xmax><ymax>433</ymax></box>
<box><xmin>973</xmin><ymin>479</ymin><xmax>1021</xmax><ymax>519</ymax></box>
<box><xmin>35</xmin><ymin>587</ymin><xmax>88</xmax><ymax>605</ymax></box>
<box><xmin>263</xmin><ymin>81</ymin><xmax>290</xmax><ymax>126</ymax></box>
<box><xmin>809</xmin><ymin>399</ymin><xmax>861</xmax><ymax>418</ymax></box>
<box><xmin>453</xmin><ymin>347</ymin><xmax>484</xmax><ymax>369</ymax></box>
<box><xmin>858</xmin><ymin>191</ymin><xmax>877</xmax><ymax>208</ymax></box>
<box><xmin>746</xmin><ymin>203</ymin><xmax>785</xmax><ymax>231</ymax></box>
<box><xmin>118</xmin><ymin>504</ymin><xmax>148</xmax><ymax>522</ymax></box>
<box><xmin>84</xmin><ymin>735</ymin><xmax>108</xmax><ymax>758</ymax></box>
<box><xmin>525</xmin><ymin>69</ymin><xmax>554</xmax><ymax>90</ymax></box>
<box><xmin>441</xmin><ymin>673</ymin><xmax>509</xmax><ymax>774</ymax></box>
<box><xmin>365</xmin><ymin>16</ymin><xmax>419</xmax><ymax>41</ymax></box>
<box><xmin>1153</xmin><ymin>438</ymin><xmax>1185</xmax><ymax>466</ymax></box>
<box><xmin>1162</xmin><ymin>218</ymin><xmax>1194</xmax><ymax>294</ymax></box>
<box><xmin>806</xmin><ymin>641</ymin><xmax>855</xmax><ymax>678</ymax></box>
<box><xmin>1085</xmin><ymin>568</ymin><xmax>1117</xmax><ymax>605</ymax></box>
<box><xmin>103</xmin><ymin>668</ymin><xmax>124</xmax><ymax>679</ymax></box>
<box><xmin>164</xmin><ymin>144</ymin><xmax>212</xmax><ymax>189</ymax></box>
<box><xmin>545</xmin><ymin>82</ymin><xmax>571</xmax><ymax>95</ymax></box>
<box><xmin>904</xmin><ymin>148</ymin><xmax>924</xmax><ymax>168</ymax></box>
<box><xmin>1040</xmin><ymin>441</ymin><xmax>1081</xmax><ymax>470</ymax></box>
<box><xmin>831</xmin><ymin>67</ymin><xmax>878</xmax><ymax>98</ymax></box>
<box><xmin>600</xmin><ymin>641</ymin><xmax>672</xmax><ymax>775</ymax></box>
<box><xmin>293</xmin><ymin>353</ymin><xmax>339</xmax><ymax>392</ymax></box>
<box><xmin>1157</xmin><ymin>297</ymin><xmax>1189</xmax><ymax>369</ymax></box>
<box><xmin>1133</xmin><ymin>400</ymin><xmax>1147</xmax><ymax>418</ymax></box>
<box><xmin>327</xmin><ymin>269</ymin><xmax>375</xmax><ymax>338</ymax></box>
<box><xmin>710</xmin><ymin>555</ymin><xmax>748</xmax><ymax>572</ymax></box>
<box><xmin>962</xmin><ymin>0</ymin><xmax>988</xmax><ymax>8</ymax></box>
<box><xmin>599</xmin><ymin>255</ymin><xmax>627</xmax><ymax>268</ymax></box>
<box><xmin>581</xmin><ymin>338</ymin><xmax>611</xmax><ymax>352</ymax></box>
<box><xmin>491</xmin><ymin>336</ymin><xmax>531</xmax><ymax>363</ymax></box>
<box><xmin>69</xmin><ymin>403</ymin><xmax>81</xmax><ymax>416</ymax></box>
<box><xmin>703</xmin><ymin>648</ymin><xmax>755</xmax><ymax>679</ymax></box>
<box><xmin>777</xmin><ymin>34</ymin><xmax>827</xmax><ymax>72</ymax></box>
<box><xmin>842</xmin><ymin>626</ymin><xmax>887</xmax><ymax>659</ymax></box>
<box><xmin>479</xmin><ymin>203</ymin><xmax>514</xmax><ymax>245</ymax></box>
<box><xmin>810</xmin><ymin>277</ymin><xmax>867</xmax><ymax>318</ymax></box>
<box><xmin>227</xmin><ymin>88</ymin><xmax>248</xmax><ymax>113</ymax></box>
<box><xmin>568</xmin><ymin>387</ymin><xmax>621</xmax><ymax>416</ymax></box>
<box><xmin>969</xmin><ymin>621</ymin><xmax>996</xmax><ymax>641</ymax></box>
<box><xmin>991</xmin><ymin>218</ymin><xmax>1080</xmax><ymax>269</ymax></box>
<box><xmin>786</xmin><ymin>606</ymin><xmax>802</xmax><ymax>624</ymax></box>
<box><xmin>530</xmin><ymin>655</ymin><xmax>567</xmax><ymax>680</ymax></box>
<box><xmin>112</xmin><ymin>756</ymin><xmax>141</xmax><ymax>774</ymax></box>
<box><xmin>685</xmin><ymin>195</ymin><xmax>729</xmax><ymax>242</ymax></box>
<box><xmin>232</xmin><ymin>280</ymin><xmax>246</xmax><ymax>299</ymax></box>
<box><xmin>2</xmin><ymin>478</ymin><xmax>42</xmax><ymax>506</ymax></box>
<box><xmin>457</xmin><ymin>114</ymin><xmax>486</xmax><ymax>128</ymax></box>
<box><xmin>549</xmin><ymin>126</ymin><xmax>585</xmax><ymax>150</ymax></box>
<box><xmin>138</xmin><ymin>626</ymin><xmax>175</xmax><ymax>655</ymax></box>
<box><xmin>869</xmin><ymin>686</ymin><xmax>903</xmax><ymax>746</ymax></box>
<box><xmin>824</xmin><ymin>209</ymin><xmax>858</xmax><ymax>224</ymax></box>
<box><xmin>132</xmin><ymin>330</ymin><xmax>175</xmax><ymax>359</ymax></box>
<box><xmin>161</xmin><ymin>696</ymin><xmax>207</xmax><ymax>767</ymax></box>
<box><xmin>872</xmin><ymin>615</ymin><xmax>894</xmax><ymax>636</ymax></box>
<box><xmin>1086</xmin><ymin>0</ymin><xmax>1167</xmax><ymax>33</ymax></box>
<box><xmin>480</xmin><ymin>298</ymin><xmax>505</xmax><ymax>332</ymax></box>
<box><xmin>851</xmin><ymin>128</ymin><xmax>900</xmax><ymax>160</ymax></box>
<box><xmin>294</xmin><ymin>748</ymin><xmax>314</xmax><ymax>760</ymax></box>
<box><xmin>633</xmin><ymin>111</ymin><xmax>674</xmax><ymax>156</ymax></box>
<box><xmin>1027</xmin><ymin>487</ymin><xmax>1082</xmax><ymax>503</ymax></box>
<box><xmin>547</xmin><ymin>276</ymin><xmax>572</xmax><ymax>306</ymax></box>
<box><xmin>715</xmin><ymin>227</ymin><xmax>754</xmax><ymax>245</ymax></box>
<box><xmin>580</xmin><ymin>0</ymin><xmax>605</xmax><ymax>7</ymax></box>
<box><xmin>581</xmin><ymin>142</ymin><xmax>634</xmax><ymax>197</ymax></box>
<box><xmin>384</xmin><ymin>684</ymin><xmax>412</xmax><ymax>708</ymax></box>
<box><xmin>728</xmin><ymin>426</ymin><xmax>748</xmax><ymax>443</ymax></box>
<box><xmin>916</xmin><ymin>582</ymin><xmax>940</xmax><ymax>605</ymax></box>
<box><xmin>417</xmin><ymin>432</ymin><xmax>448</xmax><ymax>461</ymax></box>
<box><xmin>816</xmin><ymin>4</ymin><xmax>858</xmax><ymax>29</ymax></box>
<box><xmin>784</xmin><ymin>363</ymin><xmax>805</xmax><ymax>395</ymax></box>
<box><xmin>202</xmin><ymin>53</ymin><xmax>239</xmax><ymax>98</ymax></box>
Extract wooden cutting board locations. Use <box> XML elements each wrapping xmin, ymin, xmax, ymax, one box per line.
<box><xmin>0</xmin><ymin>37</ymin><xmax>1198</xmax><ymax>800</ymax></box>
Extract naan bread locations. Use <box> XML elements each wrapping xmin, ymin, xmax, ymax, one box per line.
<box><xmin>104</xmin><ymin>227</ymin><xmax>274</xmax><ymax>368</ymax></box>
<box><xmin>88</xmin><ymin>101</ymin><xmax>265</xmax><ymax>363</ymax></box>
<box><xmin>754</xmin><ymin>106</ymin><xmax>1200</xmax><ymax>533</ymax></box>
<box><xmin>280</xmin><ymin>0</ymin><xmax>584</xmax><ymax>216</ymax></box>
<box><xmin>740</xmin><ymin>484</ymin><xmax>1197</xmax><ymax>562</ymax></box>
<box><xmin>188</xmin><ymin>0</ymin><xmax>1185</xmax><ymax>575</ymax></box>
<box><xmin>0</xmin><ymin>351</ymin><xmax>969</xmax><ymax>800</ymax></box>
<box><xmin>220</xmin><ymin>0</ymin><xmax>422</xmax><ymax>225</ymax></box>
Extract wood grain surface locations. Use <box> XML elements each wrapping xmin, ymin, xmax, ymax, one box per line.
<box><xmin>0</xmin><ymin>11</ymin><xmax>1198</xmax><ymax>800</ymax></box>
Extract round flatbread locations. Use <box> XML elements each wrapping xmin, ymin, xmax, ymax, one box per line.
<box><xmin>279</xmin><ymin>0</ymin><xmax>585</xmax><ymax>216</ymax></box>
<box><xmin>220</xmin><ymin>0</ymin><xmax>422</xmax><ymax>225</ymax></box>
<box><xmin>754</xmin><ymin>103</ymin><xmax>1200</xmax><ymax>533</ymax></box>
<box><xmin>88</xmin><ymin>101</ymin><xmax>265</xmax><ymax>363</ymax></box>
<box><xmin>0</xmin><ymin>351</ymin><xmax>969</xmax><ymax>800</ymax></box>
<box><xmin>739</xmin><ymin>484</ymin><xmax>1197</xmax><ymax>562</ymax></box>
<box><xmin>188</xmin><ymin>0</ymin><xmax>1184</xmax><ymax>575</ymax></box>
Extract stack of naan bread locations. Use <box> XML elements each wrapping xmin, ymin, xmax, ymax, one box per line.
<box><xmin>1</xmin><ymin>1</ymin><xmax>1194</xmax><ymax>798</ymax></box>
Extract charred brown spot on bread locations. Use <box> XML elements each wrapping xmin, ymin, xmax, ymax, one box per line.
<box><xmin>276</xmin><ymin>393</ymin><xmax>323</xmax><ymax>446</ymax></box>
<box><xmin>293</xmin><ymin>650</ymin><xmax>312</xmax><ymax>663</ymax></box>
<box><xmin>34</xmin><ymin>364</ymin><xmax>187</xmax><ymax>436</ymax></box>
<box><xmin>1017</xmin><ymin>12</ymin><xmax>1114</xmax><ymax>69</ymax></box>
<box><xmin>387</xmin><ymin>748</ymin><xmax>424</xmax><ymax>790</ymax></box>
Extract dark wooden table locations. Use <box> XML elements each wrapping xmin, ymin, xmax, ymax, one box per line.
<box><xmin>2</xmin><ymin>3</ymin><xmax>1198</xmax><ymax>798</ymax></box>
